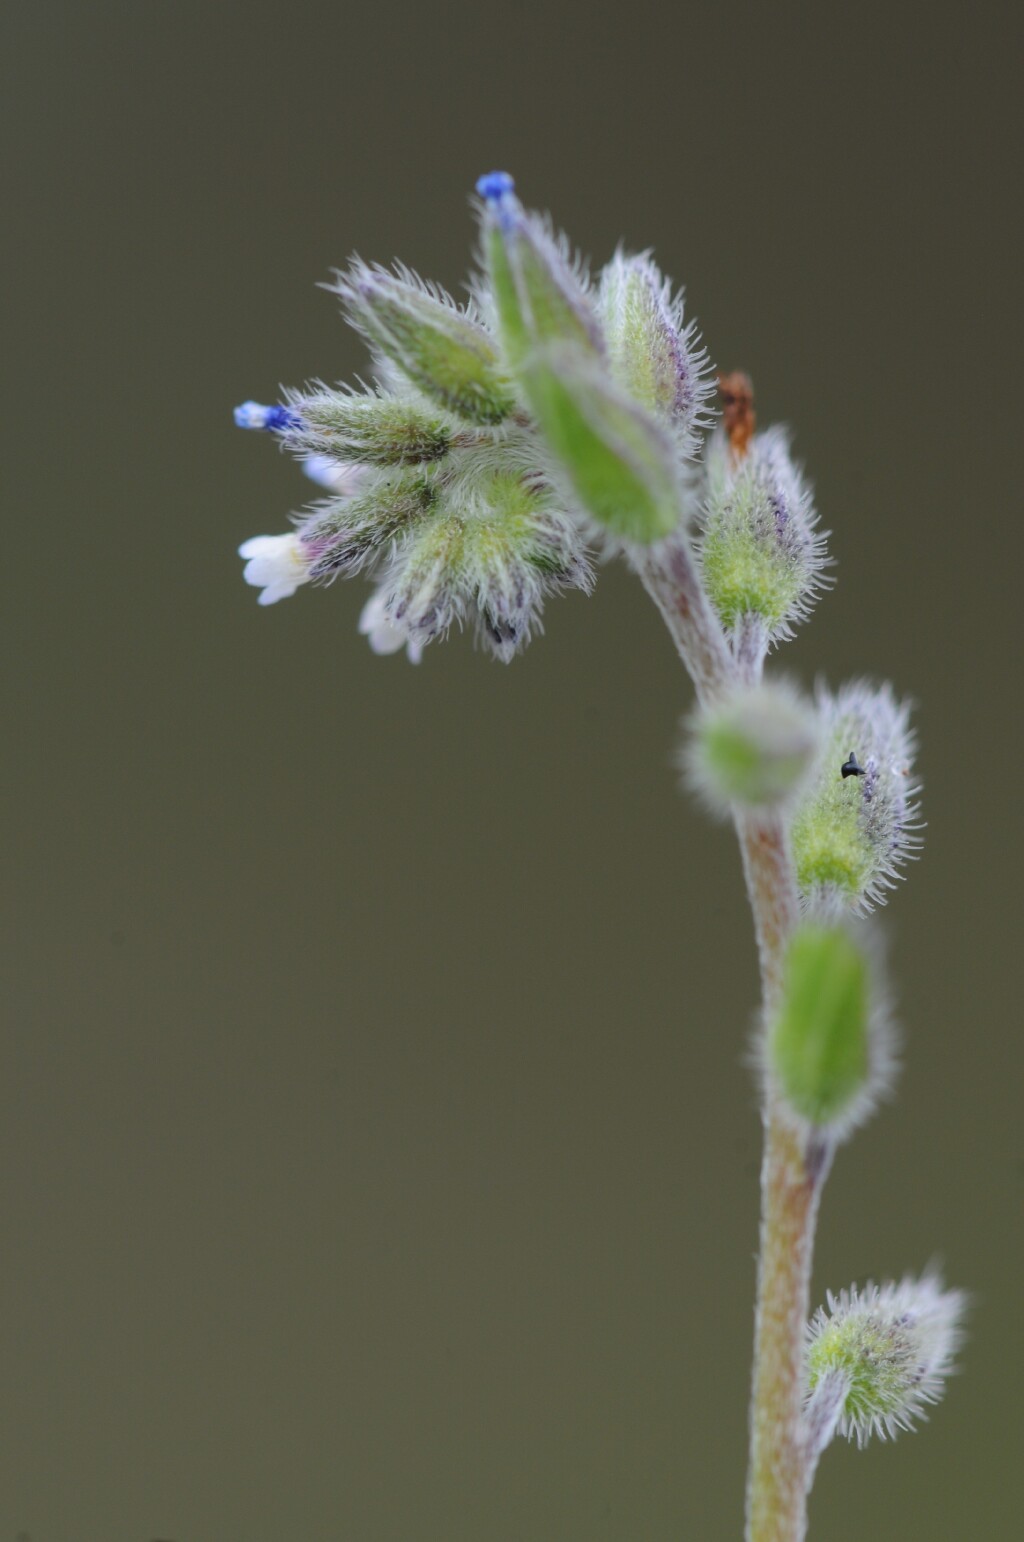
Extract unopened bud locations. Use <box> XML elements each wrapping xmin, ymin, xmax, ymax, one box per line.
<box><xmin>806</xmin><ymin>1273</ymin><xmax>966</xmax><ymax>1449</ymax></box>
<box><xmin>478</xmin><ymin>174</ymin><xmax>602</xmax><ymax>369</ymax></box>
<box><xmin>770</xmin><ymin>922</ymin><xmax>897</xmax><ymax>1138</ymax></box>
<box><xmin>684</xmin><ymin>681</ymin><xmax>817</xmax><ymax>815</ymax></box>
<box><xmin>332</xmin><ymin>262</ymin><xmax>515</xmax><ymax>426</ymax></box>
<box><xmin>699</xmin><ymin>426</ymin><xmax>830</xmax><ymax>646</ymax></box>
<box><xmin>599</xmin><ymin>252</ymin><xmax>712</xmax><ymax>453</ymax></box>
<box><xmin>298</xmin><ymin>470</ymin><xmax>438</xmax><ymax>580</ymax></box>
<box><xmin>792</xmin><ymin>681</ymin><xmax>921</xmax><ymax>913</ymax></box>
<box><xmin>521</xmin><ymin>345</ymin><xmax>685</xmax><ymax>543</ymax></box>
<box><xmin>358</xmin><ymin>468</ymin><xmax>592</xmax><ymax>664</ymax></box>
<box><xmin>284</xmin><ymin>388</ymin><xmax>454</xmax><ymax>466</ymax></box>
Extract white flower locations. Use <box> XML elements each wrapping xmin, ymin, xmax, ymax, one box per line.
<box><xmin>358</xmin><ymin>589</ymin><xmax>423</xmax><ymax>664</ymax></box>
<box><xmin>238</xmin><ymin>534</ymin><xmax>312</xmax><ymax>605</ymax></box>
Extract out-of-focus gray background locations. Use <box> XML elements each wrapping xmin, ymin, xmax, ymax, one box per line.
<box><xmin>3</xmin><ymin>2</ymin><xmax>1020</xmax><ymax>1537</ymax></box>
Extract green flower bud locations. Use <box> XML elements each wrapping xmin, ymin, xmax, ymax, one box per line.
<box><xmin>698</xmin><ymin>426</ymin><xmax>830</xmax><ymax>645</ymax></box>
<box><xmin>791</xmin><ymin>681</ymin><xmax>921</xmax><ymax>912</ymax></box>
<box><xmin>285</xmin><ymin>388</ymin><xmax>455</xmax><ymax>466</ymax></box>
<box><xmin>480</xmin><ymin>187</ymin><xmax>602</xmax><ymax>370</ymax></box>
<box><xmin>599</xmin><ymin>251</ymin><xmax>712</xmax><ymax>452</ymax></box>
<box><xmin>478</xmin><ymin>179</ymin><xmax>684</xmax><ymax>544</ymax></box>
<box><xmin>521</xmin><ymin>345</ymin><xmax>685</xmax><ymax>543</ymax></box>
<box><xmin>806</xmin><ymin>1273</ymin><xmax>966</xmax><ymax>1449</ymax></box>
<box><xmin>332</xmin><ymin>262</ymin><xmax>516</xmax><ymax>425</ymax></box>
<box><xmin>298</xmin><ymin>469</ymin><xmax>438</xmax><ymax>580</ymax></box>
<box><xmin>771</xmin><ymin>924</ymin><xmax>871</xmax><ymax>1132</ymax></box>
<box><xmin>684</xmin><ymin>681</ymin><xmax>818</xmax><ymax>815</ymax></box>
<box><xmin>366</xmin><ymin>466</ymin><xmax>593</xmax><ymax>662</ymax></box>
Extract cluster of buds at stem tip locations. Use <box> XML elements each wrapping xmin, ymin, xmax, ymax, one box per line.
<box><xmin>233</xmin><ymin>172</ymin><xmax>724</xmax><ymax>660</ymax></box>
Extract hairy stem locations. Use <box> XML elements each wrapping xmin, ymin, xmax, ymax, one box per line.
<box><xmin>737</xmin><ymin>810</ymin><xmax>825</xmax><ymax>1542</ymax></box>
<box><xmin>632</xmin><ymin>532</ymin><xmax>734</xmax><ymax>704</ymax></box>
<box><xmin>638</xmin><ymin>534</ymin><xmax>827</xmax><ymax>1541</ymax></box>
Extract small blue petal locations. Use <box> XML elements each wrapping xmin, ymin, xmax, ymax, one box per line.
<box><xmin>233</xmin><ymin>401</ymin><xmax>299</xmax><ymax>432</ymax></box>
<box><xmin>264</xmin><ymin>405</ymin><xmax>300</xmax><ymax>431</ymax></box>
<box><xmin>475</xmin><ymin>170</ymin><xmax>515</xmax><ymax>202</ymax></box>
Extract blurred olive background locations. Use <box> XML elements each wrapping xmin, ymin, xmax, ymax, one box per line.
<box><xmin>3</xmin><ymin>2</ymin><xmax>1020</xmax><ymax>1538</ymax></box>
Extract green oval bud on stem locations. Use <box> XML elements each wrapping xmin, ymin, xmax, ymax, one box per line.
<box><xmin>792</xmin><ymin>680</ymin><xmax>921</xmax><ymax>913</ymax></box>
<box><xmin>806</xmin><ymin>1273</ymin><xmax>966</xmax><ymax>1450</ymax></box>
<box><xmin>684</xmin><ymin>681</ymin><xmax>818</xmax><ymax>815</ymax></box>
<box><xmin>771</xmin><ymin>924</ymin><xmax>871</xmax><ymax>1132</ymax></box>
<box><xmin>699</xmin><ymin>425</ymin><xmax>830</xmax><ymax>651</ymax></box>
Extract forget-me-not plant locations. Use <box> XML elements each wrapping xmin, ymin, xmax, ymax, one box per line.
<box><xmin>233</xmin><ymin>173</ymin><xmax>965</xmax><ymax>1542</ymax></box>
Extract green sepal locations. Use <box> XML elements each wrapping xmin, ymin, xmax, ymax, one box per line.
<box><xmin>484</xmin><ymin>207</ymin><xmax>602</xmax><ymax>369</ymax></box>
<box><xmin>521</xmin><ymin>346</ymin><xmax>683</xmax><ymax>543</ymax></box>
<box><xmin>600</xmin><ymin>253</ymin><xmax>700</xmax><ymax>427</ymax></box>
<box><xmin>288</xmin><ymin>390</ymin><xmax>454</xmax><ymax>466</ymax></box>
<box><xmin>486</xmin><ymin>221</ymin><xmax>530</xmax><ymax>369</ymax></box>
<box><xmin>301</xmin><ymin>469</ymin><xmax>438</xmax><ymax>578</ymax></box>
<box><xmin>338</xmin><ymin>266</ymin><xmax>516</xmax><ymax>425</ymax></box>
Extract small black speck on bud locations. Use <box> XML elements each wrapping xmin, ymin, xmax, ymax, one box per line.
<box><xmin>841</xmin><ymin>752</ymin><xmax>865</xmax><ymax>779</ymax></box>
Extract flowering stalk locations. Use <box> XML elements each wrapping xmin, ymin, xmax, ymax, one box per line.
<box><xmin>231</xmin><ymin>174</ymin><xmax>964</xmax><ymax>1540</ymax></box>
<box><xmin>735</xmin><ymin>807</ymin><xmax>818</xmax><ymax>1542</ymax></box>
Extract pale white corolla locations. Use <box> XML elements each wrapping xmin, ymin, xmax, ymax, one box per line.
<box><xmin>301</xmin><ymin>455</ymin><xmax>370</xmax><ymax>496</ymax></box>
<box><xmin>358</xmin><ymin>589</ymin><xmax>423</xmax><ymax>664</ymax></box>
<box><xmin>238</xmin><ymin>533</ymin><xmax>312</xmax><ymax>606</ymax></box>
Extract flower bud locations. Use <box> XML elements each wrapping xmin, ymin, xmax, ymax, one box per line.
<box><xmin>698</xmin><ymin>426</ymin><xmax>830</xmax><ymax>645</ymax></box>
<box><xmin>769</xmin><ymin>922</ymin><xmax>896</xmax><ymax>1138</ymax></box>
<box><xmin>233</xmin><ymin>401</ymin><xmax>300</xmax><ymax>432</ymax></box>
<box><xmin>791</xmin><ymin>681</ymin><xmax>921</xmax><ymax>913</ymax></box>
<box><xmin>297</xmin><ymin>469</ymin><xmax>438</xmax><ymax>580</ymax></box>
<box><xmin>360</xmin><ymin>468</ymin><xmax>592</xmax><ymax>663</ymax></box>
<box><xmin>478</xmin><ymin>173</ymin><xmax>603</xmax><ymax>369</ymax></box>
<box><xmin>599</xmin><ymin>251</ymin><xmax>712</xmax><ymax>453</ymax></box>
<box><xmin>332</xmin><ymin>262</ymin><xmax>516</xmax><ymax>426</ymax></box>
<box><xmin>684</xmin><ymin>681</ymin><xmax>817</xmax><ymax>815</ymax></box>
<box><xmin>521</xmin><ymin>345</ymin><xmax>686</xmax><ymax>543</ymax></box>
<box><xmin>284</xmin><ymin>388</ymin><xmax>455</xmax><ymax>466</ymax></box>
<box><xmin>806</xmin><ymin>1273</ymin><xmax>966</xmax><ymax>1448</ymax></box>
